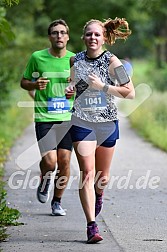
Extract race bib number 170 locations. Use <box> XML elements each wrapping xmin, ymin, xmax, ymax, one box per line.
<box><xmin>47</xmin><ymin>97</ymin><xmax>70</xmax><ymax>113</ymax></box>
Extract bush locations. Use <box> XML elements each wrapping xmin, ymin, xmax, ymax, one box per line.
<box><xmin>146</xmin><ymin>63</ymin><xmax>167</xmax><ymax>92</ymax></box>
<box><xmin>0</xmin><ymin>90</ymin><xmax>33</xmax><ymax>241</ymax></box>
<box><xmin>129</xmin><ymin>91</ymin><xmax>167</xmax><ymax>151</ymax></box>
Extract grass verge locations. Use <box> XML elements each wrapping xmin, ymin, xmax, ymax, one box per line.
<box><xmin>121</xmin><ymin>59</ymin><xmax>167</xmax><ymax>152</ymax></box>
<box><xmin>0</xmin><ymin>88</ymin><xmax>33</xmax><ymax>241</ymax></box>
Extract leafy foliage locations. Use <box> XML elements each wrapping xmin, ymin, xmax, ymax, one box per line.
<box><xmin>0</xmin><ymin>0</ymin><xmax>167</xmax><ymax>241</ymax></box>
<box><xmin>0</xmin><ymin>144</ymin><xmax>22</xmax><ymax>242</ymax></box>
<box><xmin>0</xmin><ymin>196</ymin><xmax>21</xmax><ymax>226</ymax></box>
<box><xmin>129</xmin><ymin>91</ymin><xmax>167</xmax><ymax>152</ymax></box>
<box><xmin>0</xmin><ymin>91</ymin><xmax>33</xmax><ymax>241</ymax></box>
<box><xmin>2</xmin><ymin>0</ymin><xmax>19</xmax><ymax>6</ymax></box>
<box><xmin>0</xmin><ymin>7</ymin><xmax>15</xmax><ymax>46</ymax></box>
<box><xmin>0</xmin><ymin>1</ymin><xmax>20</xmax><ymax>46</ymax></box>
<box><xmin>146</xmin><ymin>63</ymin><xmax>167</xmax><ymax>91</ymax></box>
<box><xmin>42</xmin><ymin>0</ymin><xmax>137</xmax><ymax>52</ymax></box>
<box><xmin>0</xmin><ymin>185</ymin><xmax>23</xmax><ymax>241</ymax></box>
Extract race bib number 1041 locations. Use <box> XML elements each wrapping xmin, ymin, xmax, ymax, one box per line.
<box><xmin>81</xmin><ymin>91</ymin><xmax>107</xmax><ymax>111</ymax></box>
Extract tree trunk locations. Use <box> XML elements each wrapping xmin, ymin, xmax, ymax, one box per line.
<box><xmin>155</xmin><ymin>43</ymin><xmax>162</xmax><ymax>68</ymax></box>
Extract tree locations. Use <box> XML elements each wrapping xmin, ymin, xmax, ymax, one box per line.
<box><xmin>3</xmin><ymin>0</ymin><xmax>19</xmax><ymax>6</ymax></box>
<box><xmin>136</xmin><ymin>0</ymin><xmax>167</xmax><ymax>67</ymax></box>
<box><xmin>41</xmin><ymin>0</ymin><xmax>137</xmax><ymax>53</ymax></box>
<box><xmin>0</xmin><ymin>0</ymin><xmax>19</xmax><ymax>46</ymax></box>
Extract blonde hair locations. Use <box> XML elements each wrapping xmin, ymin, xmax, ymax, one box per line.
<box><xmin>82</xmin><ymin>17</ymin><xmax>131</xmax><ymax>45</ymax></box>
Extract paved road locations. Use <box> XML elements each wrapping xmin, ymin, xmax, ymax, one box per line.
<box><xmin>1</xmin><ymin>118</ymin><xmax>167</xmax><ymax>252</ymax></box>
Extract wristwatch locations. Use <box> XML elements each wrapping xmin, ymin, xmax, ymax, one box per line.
<box><xmin>102</xmin><ymin>84</ymin><xmax>109</xmax><ymax>93</ymax></box>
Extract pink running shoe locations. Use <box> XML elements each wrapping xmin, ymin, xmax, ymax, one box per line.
<box><xmin>87</xmin><ymin>223</ymin><xmax>103</xmax><ymax>244</ymax></box>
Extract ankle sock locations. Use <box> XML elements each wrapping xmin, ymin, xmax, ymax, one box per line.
<box><xmin>95</xmin><ymin>191</ymin><xmax>103</xmax><ymax>198</ymax></box>
<box><xmin>52</xmin><ymin>196</ymin><xmax>61</xmax><ymax>204</ymax></box>
<box><xmin>87</xmin><ymin>221</ymin><xmax>96</xmax><ymax>226</ymax></box>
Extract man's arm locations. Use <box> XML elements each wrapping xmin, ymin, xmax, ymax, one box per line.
<box><xmin>20</xmin><ymin>77</ymin><xmax>49</xmax><ymax>91</ymax></box>
<box><xmin>28</xmin><ymin>90</ymin><xmax>35</xmax><ymax>100</ymax></box>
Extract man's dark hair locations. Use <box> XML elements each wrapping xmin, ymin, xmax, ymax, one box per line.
<box><xmin>48</xmin><ymin>19</ymin><xmax>69</xmax><ymax>35</ymax></box>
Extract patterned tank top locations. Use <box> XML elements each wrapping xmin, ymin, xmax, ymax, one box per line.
<box><xmin>72</xmin><ymin>50</ymin><xmax>118</xmax><ymax>122</ymax></box>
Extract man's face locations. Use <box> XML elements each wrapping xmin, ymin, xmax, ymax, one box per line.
<box><xmin>49</xmin><ymin>24</ymin><xmax>69</xmax><ymax>49</ymax></box>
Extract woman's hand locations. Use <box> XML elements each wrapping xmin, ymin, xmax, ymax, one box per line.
<box><xmin>65</xmin><ymin>84</ymin><xmax>75</xmax><ymax>99</ymax></box>
<box><xmin>88</xmin><ymin>73</ymin><xmax>105</xmax><ymax>90</ymax></box>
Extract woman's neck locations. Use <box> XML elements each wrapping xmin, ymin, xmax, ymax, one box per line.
<box><xmin>86</xmin><ymin>49</ymin><xmax>104</xmax><ymax>59</ymax></box>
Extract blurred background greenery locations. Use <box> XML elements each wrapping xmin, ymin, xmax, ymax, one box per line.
<box><xmin>0</xmin><ymin>0</ymin><xmax>167</xmax><ymax>240</ymax></box>
<box><xmin>1</xmin><ymin>0</ymin><xmax>167</xmax><ymax>150</ymax></box>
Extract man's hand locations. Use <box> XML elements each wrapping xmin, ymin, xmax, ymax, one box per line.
<box><xmin>36</xmin><ymin>77</ymin><xmax>50</xmax><ymax>90</ymax></box>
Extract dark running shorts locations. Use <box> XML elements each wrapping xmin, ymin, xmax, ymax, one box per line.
<box><xmin>70</xmin><ymin>116</ymin><xmax>119</xmax><ymax>147</ymax></box>
<box><xmin>35</xmin><ymin>121</ymin><xmax>72</xmax><ymax>153</ymax></box>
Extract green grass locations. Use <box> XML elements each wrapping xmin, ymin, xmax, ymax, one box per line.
<box><xmin>0</xmin><ymin>187</ymin><xmax>23</xmax><ymax>241</ymax></box>
<box><xmin>129</xmin><ymin>91</ymin><xmax>167</xmax><ymax>151</ymax></box>
<box><xmin>126</xmin><ymin>59</ymin><xmax>167</xmax><ymax>152</ymax></box>
<box><xmin>0</xmin><ymin>89</ymin><xmax>33</xmax><ymax>146</ymax></box>
<box><xmin>0</xmin><ymin>88</ymin><xmax>33</xmax><ymax>241</ymax></box>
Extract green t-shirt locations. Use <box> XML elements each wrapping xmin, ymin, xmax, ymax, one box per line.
<box><xmin>23</xmin><ymin>48</ymin><xmax>75</xmax><ymax>122</ymax></box>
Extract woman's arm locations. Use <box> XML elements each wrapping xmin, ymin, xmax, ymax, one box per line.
<box><xmin>65</xmin><ymin>56</ymin><xmax>76</xmax><ymax>99</ymax></box>
<box><xmin>88</xmin><ymin>55</ymin><xmax>135</xmax><ymax>99</ymax></box>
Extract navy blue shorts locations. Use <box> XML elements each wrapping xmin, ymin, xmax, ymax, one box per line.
<box><xmin>35</xmin><ymin>121</ymin><xmax>72</xmax><ymax>153</ymax></box>
<box><xmin>70</xmin><ymin>116</ymin><xmax>119</xmax><ymax>147</ymax></box>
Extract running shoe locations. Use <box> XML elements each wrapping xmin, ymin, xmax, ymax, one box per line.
<box><xmin>87</xmin><ymin>223</ymin><xmax>103</xmax><ymax>244</ymax></box>
<box><xmin>51</xmin><ymin>201</ymin><xmax>66</xmax><ymax>216</ymax></box>
<box><xmin>37</xmin><ymin>177</ymin><xmax>51</xmax><ymax>203</ymax></box>
<box><xmin>95</xmin><ymin>192</ymin><xmax>103</xmax><ymax>217</ymax></box>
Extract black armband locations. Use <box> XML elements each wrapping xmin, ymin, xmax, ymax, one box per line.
<box><xmin>114</xmin><ymin>65</ymin><xmax>130</xmax><ymax>85</ymax></box>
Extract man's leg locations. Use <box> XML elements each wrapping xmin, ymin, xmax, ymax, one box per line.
<box><xmin>51</xmin><ymin>123</ymin><xmax>73</xmax><ymax>216</ymax></box>
<box><xmin>53</xmin><ymin>149</ymin><xmax>71</xmax><ymax>199</ymax></box>
<box><xmin>37</xmin><ymin>150</ymin><xmax>57</xmax><ymax>203</ymax></box>
<box><xmin>40</xmin><ymin>150</ymin><xmax>57</xmax><ymax>176</ymax></box>
<box><xmin>51</xmin><ymin>149</ymin><xmax>72</xmax><ymax>216</ymax></box>
<box><xmin>35</xmin><ymin>122</ymin><xmax>58</xmax><ymax>204</ymax></box>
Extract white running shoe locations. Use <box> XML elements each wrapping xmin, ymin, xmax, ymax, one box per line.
<box><xmin>37</xmin><ymin>178</ymin><xmax>51</xmax><ymax>203</ymax></box>
<box><xmin>51</xmin><ymin>201</ymin><xmax>66</xmax><ymax>216</ymax></box>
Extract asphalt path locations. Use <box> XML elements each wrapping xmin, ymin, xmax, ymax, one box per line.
<box><xmin>1</xmin><ymin>117</ymin><xmax>167</xmax><ymax>252</ymax></box>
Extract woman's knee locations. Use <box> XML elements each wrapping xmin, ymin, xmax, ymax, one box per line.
<box><xmin>80</xmin><ymin>168</ymin><xmax>95</xmax><ymax>183</ymax></box>
<box><xmin>96</xmin><ymin>174</ymin><xmax>110</xmax><ymax>189</ymax></box>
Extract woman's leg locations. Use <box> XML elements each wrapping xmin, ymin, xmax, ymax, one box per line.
<box><xmin>73</xmin><ymin>140</ymin><xmax>97</xmax><ymax>223</ymax></box>
<box><xmin>95</xmin><ymin>145</ymin><xmax>115</xmax><ymax>194</ymax></box>
<box><xmin>94</xmin><ymin>146</ymin><xmax>115</xmax><ymax>217</ymax></box>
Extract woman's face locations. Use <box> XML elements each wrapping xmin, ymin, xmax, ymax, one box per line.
<box><xmin>83</xmin><ymin>23</ymin><xmax>104</xmax><ymax>51</ymax></box>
